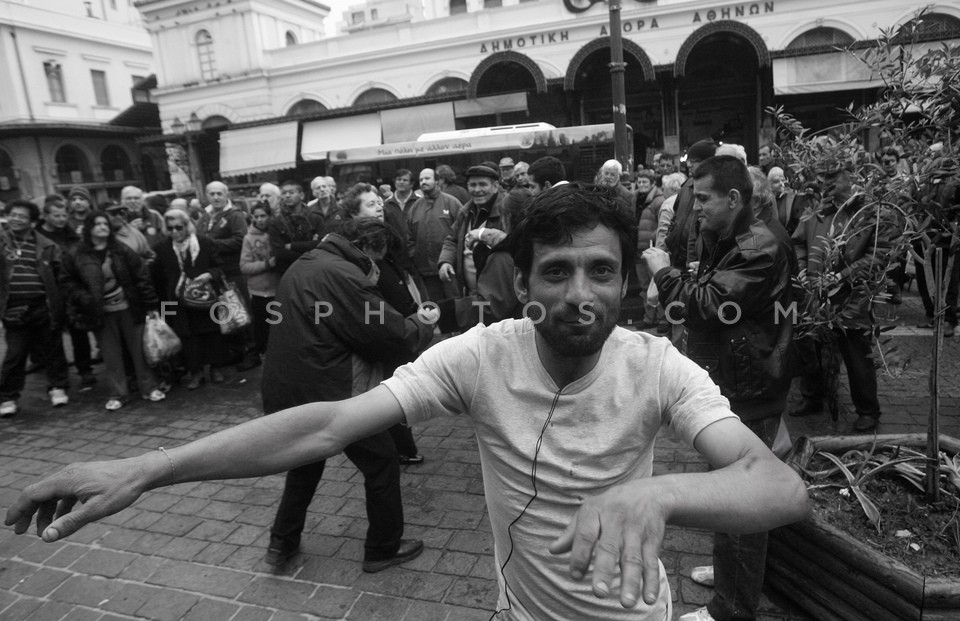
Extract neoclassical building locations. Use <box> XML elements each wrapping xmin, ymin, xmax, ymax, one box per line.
<box><xmin>13</xmin><ymin>0</ymin><xmax>960</xmax><ymax>198</ymax></box>
<box><xmin>0</xmin><ymin>0</ymin><xmax>155</xmax><ymax>203</ymax></box>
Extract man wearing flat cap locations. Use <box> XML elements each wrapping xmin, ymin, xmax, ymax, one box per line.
<box><xmin>439</xmin><ymin>165</ymin><xmax>507</xmax><ymax>297</ymax></box>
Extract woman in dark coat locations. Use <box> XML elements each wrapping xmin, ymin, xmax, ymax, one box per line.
<box><xmin>341</xmin><ymin>183</ymin><xmax>426</xmax><ymax>464</ymax></box>
<box><xmin>151</xmin><ymin>208</ymin><xmax>226</xmax><ymax>389</ymax></box>
<box><xmin>62</xmin><ymin>211</ymin><xmax>165</xmax><ymax>410</ymax></box>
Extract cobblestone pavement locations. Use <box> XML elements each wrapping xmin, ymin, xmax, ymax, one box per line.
<box><xmin>0</xmin><ymin>290</ymin><xmax>957</xmax><ymax>620</ymax></box>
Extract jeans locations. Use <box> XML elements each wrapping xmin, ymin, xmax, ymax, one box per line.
<box><xmin>798</xmin><ymin>328</ymin><xmax>881</xmax><ymax>418</ymax></box>
<box><xmin>0</xmin><ymin>306</ymin><xmax>69</xmax><ymax>402</ymax></box>
<box><xmin>269</xmin><ymin>428</ymin><xmax>404</xmax><ymax>562</ymax></box>
<box><xmin>389</xmin><ymin>423</ymin><xmax>418</xmax><ymax>457</ymax></box>
<box><xmin>97</xmin><ymin>310</ymin><xmax>157</xmax><ymax>398</ymax></box>
<box><xmin>69</xmin><ymin>328</ymin><xmax>93</xmax><ymax>375</ymax></box>
<box><xmin>708</xmin><ymin>416</ymin><xmax>781</xmax><ymax>621</ymax></box>
<box><xmin>249</xmin><ymin>294</ymin><xmax>274</xmax><ymax>356</ymax></box>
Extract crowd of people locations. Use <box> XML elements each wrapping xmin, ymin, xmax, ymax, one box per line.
<box><xmin>1</xmin><ymin>135</ymin><xmax>952</xmax><ymax>621</ymax></box>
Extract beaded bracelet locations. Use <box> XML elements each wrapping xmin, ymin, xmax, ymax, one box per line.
<box><xmin>157</xmin><ymin>447</ymin><xmax>176</xmax><ymax>481</ymax></box>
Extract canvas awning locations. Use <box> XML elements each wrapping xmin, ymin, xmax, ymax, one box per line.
<box><xmin>300</xmin><ymin>114</ymin><xmax>382</xmax><ymax>161</ymax></box>
<box><xmin>219</xmin><ymin>122</ymin><xmax>299</xmax><ymax>176</ymax></box>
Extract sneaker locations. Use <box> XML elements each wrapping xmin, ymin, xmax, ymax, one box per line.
<box><xmin>0</xmin><ymin>401</ymin><xmax>18</xmax><ymax>418</ymax></box>
<box><xmin>49</xmin><ymin>388</ymin><xmax>69</xmax><ymax>407</ymax></box>
<box><xmin>690</xmin><ymin>565</ymin><xmax>715</xmax><ymax>587</ymax></box>
<box><xmin>398</xmin><ymin>454</ymin><xmax>425</xmax><ymax>465</ymax></box>
<box><xmin>105</xmin><ymin>398</ymin><xmax>124</xmax><ymax>411</ymax></box>
<box><xmin>142</xmin><ymin>389</ymin><xmax>166</xmax><ymax>402</ymax></box>
<box><xmin>264</xmin><ymin>545</ymin><xmax>299</xmax><ymax>567</ymax></box>
<box><xmin>679</xmin><ymin>607</ymin><xmax>716</xmax><ymax>621</ymax></box>
<box><xmin>362</xmin><ymin>539</ymin><xmax>424</xmax><ymax>573</ymax></box>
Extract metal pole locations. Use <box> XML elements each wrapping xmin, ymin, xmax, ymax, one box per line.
<box><xmin>608</xmin><ymin>0</ymin><xmax>630</xmax><ymax>172</ymax></box>
<box><xmin>926</xmin><ymin>247</ymin><xmax>943</xmax><ymax>502</ymax></box>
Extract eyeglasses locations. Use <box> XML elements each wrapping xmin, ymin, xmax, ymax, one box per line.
<box><xmin>168</xmin><ymin>225</ymin><xmax>185</xmax><ymax>231</ymax></box>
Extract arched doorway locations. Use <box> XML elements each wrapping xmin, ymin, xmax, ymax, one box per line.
<box><xmin>198</xmin><ymin>114</ymin><xmax>231</xmax><ymax>184</ymax></box>
<box><xmin>0</xmin><ymin>148</ymin><xmax>20</xmax><ymax>201</ymax></box>
<box><xmin>565</xmin><ymin>38</ymin><xmax>658</xmax><ymax>167</ymax></box>
<box><xmin>467</xmin><ymin>51</ymin><xmax>547</xmax><ymax>127</ymax></box>
<box><xmin>55</xmin><ymin>144</ymin><xmax>93</xmax><ymax>186</ymax></box>
<box><xmin>100</xmin><ymin>145</ymin><xmax>134</xmax><ymax>184</ymax></box>
<box><xmin>674</xmin><ymin>22</ymin><xmax>771</xmax><ymax>158</ymax></box>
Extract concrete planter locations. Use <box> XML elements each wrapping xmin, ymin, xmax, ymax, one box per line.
<box><xmin>766</xmin><ymin>434</ymin><xmax>960</xmax><ymax>621</ymax></box>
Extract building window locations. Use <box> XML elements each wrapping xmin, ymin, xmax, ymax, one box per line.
<box><xmin>196</xmin><ymin>29</ymin><xmax>216</xmax><ymax>81</ymax></box>
<box><xmin>285</xmin><ymin>31</ymin><xmax>297</xmax><ymax>46</ymax></box>
<box><xmin>351</xmin><ymin>11</ymin><xmax>364</xmax><ymax>25</ymax></box>
<box><xmin>450</xmin><ymin>0</ymin><xmax>467</xmax><ymax>15</ymax></box>
<box><xmin>484</xmin><ymin>0</ymin><xmax>502</xmax><ymax>8</ymax></box>
<box><xmin>786</xmin><ymin>27</ymin><xmax>855</xmax><ymax>51</ymax></box>
<box><xmin>371</xmin><ymin>8</ymin><xmax>378</xmax><ymax>19</ymax></box>
<box><xmin>131</xmin><ymin>74</ymin><xmax>146</xmax><ymax>86</ymax></box>
<box><xmin>44</xmin><ymin>61</ymin><xmax>66</xmax><ymax>103</ymax></box>
<box><xmin>287</xmin><ymin>99</ymin><xmax>327</xmax><ymax>117</ymax></box>
<box><xmin>427</xmin><ymin>77</ymin><xmax>468</xmax><ymax>95</ymax></box>
<box><xmin>894</xmin><ymin>13</ymin><xmax>960</xmax><ymax>42</ymax></box>
<box><xmin>91</xmin><ymin>70</ymin><xmax>110</xmax><ymax>106</ymax></box>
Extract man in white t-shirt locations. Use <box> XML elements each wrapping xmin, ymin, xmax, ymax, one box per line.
<box><xmin>5</xmin><ymin>185</ymin><xmax>810</xmax><ymax>621</ymax></box>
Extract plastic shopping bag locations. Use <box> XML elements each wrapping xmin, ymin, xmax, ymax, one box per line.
<box><xmin>142</xmin><ymin>311</ymin><xmax>182</xmax><ymax>366</ymax></box>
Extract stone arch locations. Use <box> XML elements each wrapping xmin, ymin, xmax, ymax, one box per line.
<box><xmin>564</xmin><ymin>37</ymin><xmax>655</xmax><ymax>91</ymax></box>
<box><xmin>191</xmin><ymin>103</ymin><xmax>239</xmax><ymax>126</ymax></box>
<box><xmin>468</xmin><ymin>51</ymin><xmax>547</xmax><ymax>98</ymax></box>
<box><xmin>675</xmin><ymin>21</ymin><xmax>769</xmax><ymax>78</ymax></box>
<box><xmin>777</xmin><ymin>19</ymin><xmax>866</xmax><ymax>50</ymax></box>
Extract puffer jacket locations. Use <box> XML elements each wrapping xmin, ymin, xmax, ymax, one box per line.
<box><xmin>62</xmin><ymin>241</ymin><xmax>159</xmax><ymax>331</ymax></box>
<box><xmin>655</xmin><ymin>210</ymin><xmax>795</xmax><ymax>420</ymax></box>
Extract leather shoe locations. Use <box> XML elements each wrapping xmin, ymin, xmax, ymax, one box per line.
<box><xmin>853</xmin><ymin>415</ymin><xmax>879</xmax><ymax>433</ymax></box>
<box><xmin>264</xmin><ymin>545</ymin><xmax>299</xmax><ymax>567</ymax></box>
<box><xmin>362</xmin><ymin>539</ymin><xmax>424</xmax><ymax>573</ymax></box>
<box><xmin>789</xmin><ymin>401</ymin><xmax>822</xmax><ymax>417</ymax></box>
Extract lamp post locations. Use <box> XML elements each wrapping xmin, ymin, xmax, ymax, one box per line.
<box><xmin>170</xmin><ymin>112</ymin><xmax>204</xmax><ymax>198</ymax></box>
<box><xmin>608</xmin><ymin>0</ymin><xmax>631</xmax><ymax>172</ymax></box>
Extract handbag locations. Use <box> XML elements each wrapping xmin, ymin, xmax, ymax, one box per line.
<box><xmin>180</xmin><ymin>277</ymin><xmax>218</xmax><ymax>310</ymax></box>
<box><xmin>142</xmin><ymin>312</ymin><xmax>182</xmax><ymax>366</ymax></box>
<box><xmin>216</xmin><ymin>278</ymin><xmax>252</xmax><ymax>335</ymax></box>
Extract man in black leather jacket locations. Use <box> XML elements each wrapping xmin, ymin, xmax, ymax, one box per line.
<box><xmin>644</xmin><ymin>155</ymin><xmax>795</xmax><ymax>621</ymax></box>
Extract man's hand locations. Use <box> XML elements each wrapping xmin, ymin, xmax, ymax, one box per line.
<box><xmin>641</xmin><ymin>247</ymin><xmax>671</xmax><ymax>276</ymax></box>
<box><xmin>5</xmin><ymin>456</ymin><xmax>156</xmax><ymax>542</ymax></box>
<box><xmin>438</xmin><ymin>263</ymin><xmax>456</xmax><ymax>283</ymax></box>
<box><xmin>549</xmin><ymin>480</ymin><xmax>668</xmax><ymax>609</ymax></box>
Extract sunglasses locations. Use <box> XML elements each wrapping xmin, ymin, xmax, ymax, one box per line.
<box><xmin>167</xmin><ymin>225</ymin><xmax>185</xmax><ymax>231</ymax></box>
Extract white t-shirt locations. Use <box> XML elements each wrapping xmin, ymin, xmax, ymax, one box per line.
<box><xmin>384</xmin><ymin>318</ymin><xmax>734</xmax><ymax>620</ymax></box>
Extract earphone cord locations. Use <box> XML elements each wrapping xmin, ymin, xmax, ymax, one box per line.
<box><xmin>489</xmin><ymin>387</ymin><xmax>564</xmax><ymax>620</ymax></box>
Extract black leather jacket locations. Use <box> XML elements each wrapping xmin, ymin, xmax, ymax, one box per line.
<box><xmin>655</xmin><ymin>210</ymin><xmax>795</xmax><ymax>420</ymax></box>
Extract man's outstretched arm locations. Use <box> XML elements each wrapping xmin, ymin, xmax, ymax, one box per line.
<box><xmin>550</xmin><ymin>417</ymin><xmax>810</xmax><ymax>610</ymax></box>
<box><xmin>5</xmin><ymin>386</ymin><xmax>405</xmax><ymax>543</ymax></box>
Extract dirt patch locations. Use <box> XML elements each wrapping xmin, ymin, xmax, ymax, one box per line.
<box><xmin>809</xmin><ymin>476</ymin><xmax>960</xmax><ymax>579</ymax></box>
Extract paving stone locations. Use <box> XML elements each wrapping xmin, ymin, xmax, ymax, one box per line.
<box><xmin>352</xmin><ymin>567</ymin><xmax>418</xmax><ymax>598</ymax></box>
<box><xmin>432</xmin><ymin>551</ymin><xmax>478</xmax><ymax>576</ymax></box>
<box><xmin>12</xmin><ymin>566</ymin><xmax>71</xmax><ymax>597</ymax></box>
<box><xmin>232</xmin><ymin>605</ymin><xmax>275</xmax><ymax>621</ymax></box>
<box><xmin>0</xmin><ymin>597</ymin><xmax>44</xmax><ymax>621</ymax></box>
<box><xmin>403</xmin><ymin>572</ymin><xmax>455</xmax><ymax>602</ymax></box>
<box><xmin>134</xmin><ymin>587</ymin><xmax>200</xmax><ymax>621</ymax></box>
<box><xmin>296</xmin><ymin>557</ymin><xmax>362</xmax><ymax>587</ymax></box>
<box><xmin>180</xmin><ymin>597</ymin><xmax>241</xmax><ymax>621</ymax></box>
<box><xmin>117</xmin><ymin>555</ymin><xmax>166</xmax><ymax>582</ymax></box>
<box><xmin>70</xmin><ymin>549</ymin><xmax>137</xmax><ymax>578</ymax></box>
<box><xmin>237</xmin><ymin>576</ymin><xmax>315</xmax><ymax>611</ymax></box>
<box><xmin>42</xmin><ymin>543</ymin><xmax>88</xmax><ymax>568</ymax></box>
<box><xmin>147</xmin><ymin>559</ymin><xmax>253</xmax><ymax>598</ymax></box>
<box><xmin>0</xmin><ymin>561</ymin><xmax>40</xmax><ymax>595</ymax></box>
<box><xmin>148</xmin><ymin>514</ymin><xmax>205</xmax><ymax>537</ymax></box>
<box><xmin>344</xmin><ymin>592</ymin><xmax>409</xmax><ymax>620</ymax></box>
<box><xmin>60</xmin><ymin>606</ymin><xmax>103</xmax><ymax>621</ymax></box>
<box><xmin>444</xmin><ymin>576</ymin><xmax>498</xmax><ymax>609</ymax></box>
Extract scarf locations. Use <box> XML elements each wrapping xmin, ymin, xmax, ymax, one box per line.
<box><xmin>173</xmin><ymin>234</ymin><xmax>202</xmax><ymax>297</ymax></box>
